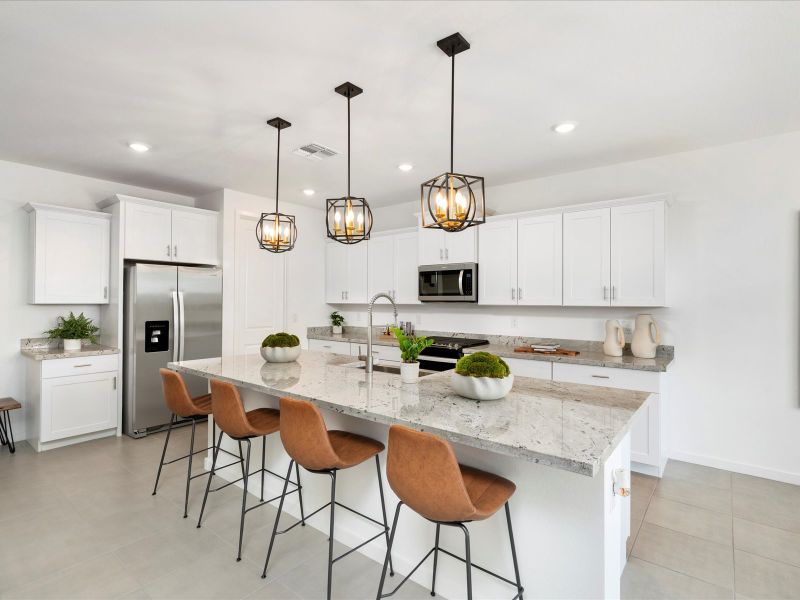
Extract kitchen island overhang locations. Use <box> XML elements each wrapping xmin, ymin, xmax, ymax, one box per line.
<box><xmin>170</xmin><ymin>350</ymin><xmax>651</xmax><ymax>599</ymax></box>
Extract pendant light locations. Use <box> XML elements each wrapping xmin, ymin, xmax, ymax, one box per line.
<box><xmin>256</xmin><ymin>117</ymin><xmax>297</xmax><ymax>253</ymax></box>
<box><xmin>326</xmin><ymin>82</ymin><xmax>373</xmax><ymax>244</ymax></box>
<box><xmin>421</xmin><ymin>32</ymin><xmax>485</xmax><ymax>232</ymax></box>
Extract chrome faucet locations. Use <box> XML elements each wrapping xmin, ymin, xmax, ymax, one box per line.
<box><xmin>365</xmin><ymin>292</ymin><xmax>398</xmax><ymax>373</ymax></box>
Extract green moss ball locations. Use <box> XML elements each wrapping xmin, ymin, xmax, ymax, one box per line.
<box><xmin>455</xmin><ymin>352</ymin><xmax>511</xmax><ymax>378</ymax></box>
<box><xmin>262</xmin><ymin>332</ymin><xmax>300</xmax><ymax>348</ymax></box>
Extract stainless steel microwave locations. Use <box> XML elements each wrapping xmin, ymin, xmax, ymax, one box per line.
<box><xmin>418</xmin><ymin>263</ymin><xmax>478</xmax><ymax>302</ymax></box>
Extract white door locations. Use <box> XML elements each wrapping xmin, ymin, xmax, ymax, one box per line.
<box><xmin>233</xmin><ymin>211</ymin><xmax>285</xmax><ymax>355</ymax></box>
<box><xmin>478</xmin><ymin>220</ymin><xmax>518</xmax><ymax>305</ymax></box>
<box><xmin>610</xmin><ymin>201</ymin><xmax>665</xmax><ymax>306</ymax></box>
<box><xmin>346</xmin><ymin>242</ymin><xmax>369</xmax><ymax>303</ymax></box>
<box><xmin>563</xmin><ymin>208</ymin><xmax>611</xmax><ymax>306</ymax></box>
<box><xmin>41</xmin><ymin>372</ymin><xmax>117</xmax><ymax>441</ymax></box>
<box><xmin>368</xmin><ymin>236</ymin><xmax>395</xmax><ymax>299</ymax></box>
<box><xmin>325</xmin><ymin>242</ymin><xmax>347</xmax><ymax>303</ymax></box>
<box><xmin>33</xmin><ymin>211</ymin><xmax>110</xmax><ymax>304</ymax></box>
<box><xmin>418</xmin><ymin>227</ymin><xmax>444</xmax><ymax>265</ymax></box>
<box><xmin>518</xmin><ymin>213</ymin><xmax>563</xmax><ymax>306</ymax></box>
<box><xmin>394</xmin><ymin>231</ymin><xmax>421</xmax><ymax>304</ymax></box>
<box><xmin>171</xmin><ymin>210</ymin><xmax>219</xmax><ymax>265</ymax></box>
<box><xmin>124</xmin><ymin>202</ymin><xmax>173</xmax><ymax>261</ymax></box>
<box><xmin>444</xmin><ymin>227</ymin><xmax>477</xmax><ymax>263</ymax></box>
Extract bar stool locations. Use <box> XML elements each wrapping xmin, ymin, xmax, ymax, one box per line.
<box><xmin>197</xmin><ymin>379</ymin><xmax>305</xmax><ymax>562</ymax></box>
<box><xmin>153</xmin><ymin>369</ymin><xmax>220</xmax><ymax>518</ymax></box>
<box><xmin>261</xmin><ymin>397</ymin><xmax>394</xmax><ymax>600</ymax></box>
<box><xmin>376</xmin><ymin>425</ymin><xmax>524</xmax><ymax>600</ymax></box>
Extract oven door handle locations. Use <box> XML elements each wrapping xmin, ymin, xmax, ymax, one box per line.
<box><xmin>419</xmin><ymin>354</ymin><xmax>459</xmax><ymax>364</ymax></box>
<box><xmin>458</xmin><ymin>270</ymin><xmax>465</xmax><ymax>296</ymax></box>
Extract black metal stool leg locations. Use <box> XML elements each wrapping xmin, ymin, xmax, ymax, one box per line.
<box><xmin>295</xmin><ymin>462</ymin><xmax>306</xmax><ymax>525</ymax></box>
<box><xmin>0</xmin><ymin>412</ymin><xmax>15</xmax><ymax>454</ymax></box>
<box><xmin>0</xmin><ymin>413</ymin><xmax>7</xmax><ymax>447</ymax></box>
<box><xmin>505</xmin><ymin>502</ymin><xmax>523</xmax><ymax>600</ymax></box>
<box><xmin>375</xmin><ymin>455</ymin><xmax>394</xmax><ymax>576</ymax></box>
<box><xmin>376</xmin><ymin>502</ymin><xmax>402</xmax><ymax>600</ymax></box>
<box><xmin>459</xmin><ymin>524</ymin><xmax>473</xmax><ymax>600</ymax></box>
<box><xmin>197</xmin><ymin>429</ymin><xmax>224</xmax><ymax>528</ymax></box>
<box><xmin>183</xmin><ymin>417</ymin><xmax>197</xmax><ymax>518</ymax></box>
<box><xmin>260</xmin><ymin>435</ymin><xmax>266</xmax><ymax>501</ymax></box>
<box><xmin>326</xmin><ymin>470</ymin><xmax>337</xmax><ymax>600</ymax></box>
<box><xmin>261</xmin><ymin>460</ymin><xmax>295</xmax><ymax>579</ymax></box>
<box><xmin>430</xmin><ymin>523</ymin><xmax>441</xmax><ymax>596</ymax></box>
<box><xmin>236</xmin><ymin>438</ymin><xmax>252</xmax><ymax>561</ymax></box>
<box><xmin>152</xmin><ymin>414</ymin><xmax>176</xmax><ymax>495</ymax></box>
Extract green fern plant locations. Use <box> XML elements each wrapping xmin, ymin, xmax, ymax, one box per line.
<box><xmin>330</xmin><ymin>311</ymin><xmax>345</xmax><ymax>327</ymax></box>
<box><xmin>45</xmin><ymin>312</ymin><xmax>100</xmax><ymax>343</ymax></box>
<box><xmin>391</xmin><ymin>327</ymin><xmax>433</xmax><ymax>364</ymax></box>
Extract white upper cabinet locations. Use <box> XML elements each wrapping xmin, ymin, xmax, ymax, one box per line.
<box><xmin>171</xmin><ymin>210</ymin><xmax>219</xmax><ymax>266</ymax></box>
<box><xmin>610</xmin><ymin>201</ymin><xmax>666</xmax><ymax>307</ymax></box>
<box><xmin>418</xmin><ymin>226</ymin><xmax>477</xmax><ymax>265</ymax></box>
<box><xmin>418</xmin><ymin>227</ymin><xmax>445</xmax><ymax>264</ymax></box>
<box><xmin>346</xmin><ymin>242</ymin><xmax>369</xmax><ymax>303</ymax></box>
<box><xmin>563</xmin><ymin>208</ymin><xmax>611</xmax><ymax>306</ymax></box>
<box><xmin>393</xmin><ymin>231</ymin><xmax>421</xmax><ymax>304</ymax></box>
<box><xmin>325</xmin><ymin>241</ymin><xmax>348</xmax><ymax>303</ymax></box>
<box><xmin>478</xmin><ymin>220</ymin><xmax>518</xmax><ymax>305</ymax></box>
<box><xmin>518</xmin><ymin>213</ymin><xmax>563</xmax><ymax>306</ymax></box>
<box><xmin>124</xmin><ymin>202</ymin><xmax>173</xmax><ymax>262</ymax></box>
<box><xmin>26</xmin><ymin>203</ymin><xmax>110</xmax><ymax>304</ymax></box>
<box><xmin>368</xmin><ymin>236</ymin><xmax>395</xmax><ymax>299</ymax></box>
<box><xmin>326</xmin><ymin>241</ymin><xmax>368</xmax><ymax>304</ymax></box>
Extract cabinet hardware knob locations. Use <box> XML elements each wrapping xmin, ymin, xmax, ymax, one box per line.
<box><xmin>166</xmin><ymin>245</ymin><xmax>171</xmax><ymax>257</ymax></box>
<box><xmin>174</xmin><ymin>245</ymin><xmax>178</xmax><ymax>258</ymax></box>
<box><xmin>511</xmin><ymin>288</ymin><xmax>515</xmax><ymax>300</ymax></box>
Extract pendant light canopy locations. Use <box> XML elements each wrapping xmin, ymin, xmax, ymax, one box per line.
<box><xmin>256</xmin><ymin>117</ymin><xmax>297</xmax><ymax>253</ymax></box>
<box><xmin>421</xmin><ymin>32</ymin><xmax>486</xmax><ymax>232</ymax></box>
<box><xmin>326</xmin><ymin>82</ymin><xmax>373</xmax><ymax>244</ymax></box>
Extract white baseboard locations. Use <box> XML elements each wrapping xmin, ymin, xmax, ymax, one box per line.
<box><xmin>669</xmin><ymin>450</ymin><xmax>800</xmax><ymax>486</ymax></box>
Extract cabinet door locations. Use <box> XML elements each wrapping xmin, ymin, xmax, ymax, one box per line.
<box><xmin>346</xmin><ymin>242</ymin><xmax>369</xmax><ymax>303</ymax></box>
<box><xmin>563</xmin><ymin>208</ymin><xmax>611</xmax><ymax>306</ymax></box>
<box><xmin>124</xmin><ymin>203</ymin><xmax>173</xmax><ymax>261</ymax></box>
<box><xmin>172</xmin><ymin>210</ymin><xmax>219</xmax><ymax>265</ymax></box>
<box><xmin>368</xmin><ymin>236</ymin><xmax>395</xmax><ymax>299</ymax></box>
<box><xmin>444</xmin><ymin>227</ymin><xmax>477</xmax><ymax>263</ymax></box>
<box><xmin>41</xmin><ymin>372</ymin><xmax>117</xmax><ymax>442</ymax></box>
<box><xmin>610</xmin><ymin>201</ymin><xmax>665</xmax><ymax>306</ymax></box>
<box><xmin>518</xmin><ymin>213</ymin><xmax>563</xmax><ymax>306</ymax></box>
<box><xmin>308</xmin><ymin>339</ymin><xmax>352</xmax><ymax>355</ymax></box>
<box><xmin>478</xmin><ymin>220</ymin><xmax>518</xmax><ymax>305</ymax></box>
<box><xmin>394</xmin><ymin>231</ymin><xmax>421</xmax><ymax>304</ymax></box>
<box><xmin>325</xmin><ymin>242</ymin><xmax>348</xmax><ymax>303</ymax></box>
<box><xmin>31</xmin><ymin>210</ymin><xmax>110</xmax><ymax>304</ymax></box>
<box><xmin>418</xmin><ymin>227</ymin><xmax>444</xmax><ymax>265</ymax></box>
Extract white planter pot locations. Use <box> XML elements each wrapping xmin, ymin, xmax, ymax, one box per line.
<box><xmin>260</xmin><ymin>345</ymin><xmax>301</xmax><ymax>363</ymax></box>
<box><xmin>450</xmin><ymin>372</ymin><xmax>514</xmax><ymax>401</ymax></box>
<box><xmin>62</xmin><ymin>338</ymin><xmax>82</xmax><ymax>352</ymax></box>
<box><xmin>331</xmin><ymin>325</ymin><xmax>343</xmax><ymax>335</ymax></box>
<box><xmin>400</xmin><ymin>362</ymin><xmax>420</xmax><ymax>384</ymax></box>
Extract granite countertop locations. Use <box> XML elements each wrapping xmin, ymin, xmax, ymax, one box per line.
<box><xmin>20</xmin><ymin>338</ymin><xmax>120</xmax><ymax>361</ymax></box>
<box><xmin>169</xmin><ymin>350</ymin><xmax>651</xmax><ymax>477</ymax></box>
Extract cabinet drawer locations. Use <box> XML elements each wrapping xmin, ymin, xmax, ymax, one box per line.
<box><xmin>552</xmin><ymin>363</ymin><xmax>660</xmax><ymax>392</ymax></box>
<box><xmin>308</xmin><ymin>339</ymin><xmax>353</xmax><ymax>356</ymax></box>
<box><xmin>504</xmin><ymin>357</ymin><xmax>552</xmax><ymax>380</ymax></box>
<box><xmin>41</xmin><ymin>354</ymin><xmax>119</xmax><ymax>379</ymax></box>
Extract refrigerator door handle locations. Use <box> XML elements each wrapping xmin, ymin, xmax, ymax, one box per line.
<box><xmin>178</xmin><ymin>291</ymin><xmax>186</xmax><ymax>362</ymax></box>
<box><xmin>172</xmin><ymin>291</ymin><xmax>180</xmax><ymax>363</ymax></box>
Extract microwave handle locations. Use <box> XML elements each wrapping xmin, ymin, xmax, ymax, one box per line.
<box><xmin>458</xmin><ymin>270</ymin><xmax>465</xmax><ymax>295</ymax></box>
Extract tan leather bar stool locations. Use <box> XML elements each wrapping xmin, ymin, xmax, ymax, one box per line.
<box><xmin>376</xmin><ymin>425</ymin><xmax>524</xmax><ymax>600</ymax></box>
<box><xmin>261</xmin><ymin>397</ymin><xmax>395</xmax><ymax>600</ymax></box>
<box><xmin>153</xmin><ymin>369</ymin><xmax>220</xmax><ymax>519</ymax></box>
<box><xmin>198</xmin><ymin>379</ymin><xmax>305</xmax><ymax>562</ymax></box>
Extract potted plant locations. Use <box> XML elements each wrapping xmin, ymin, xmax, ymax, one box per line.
<box><xmin>451</xmin><ymin>352</ymin><xmax>514</xmax><ymax>400</ymax></box>
<box><xmin>260</xmin><ymin>332</ymin><xmax>301</xmax><ymax>363</ymax></box>
<box><xmin>45</xmin><ymin>311</ymin><xmax>100</xmax><ymax>352</ymax></box>
<box><xmin>330</xmin><ymin>311</ymin><xmax>345</xmax><ymax>335</ymax></box>
<box><xmin>392</xmin><ymin>327</ymin><xmax>433</xmax><ymax>384</ymax></box>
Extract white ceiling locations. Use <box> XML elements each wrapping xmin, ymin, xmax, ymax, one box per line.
<box><xmin>1</xmin><ymin>1</ymin><xmax>799</xmax><ymax>208</ymax></box>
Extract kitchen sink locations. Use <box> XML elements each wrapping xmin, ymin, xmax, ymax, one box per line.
<box><xmin>345</xmin><ymin>362</ymin><xmax>436</xmax><ymax>377</ymax></box>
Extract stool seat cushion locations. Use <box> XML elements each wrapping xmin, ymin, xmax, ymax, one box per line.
<box><xmin>328</xmin><ymin>430</ymin><xmax>385</xmax><ymax>469</ymax></box>
<box><xmin>459</xmin><ymin>465</ymin><xmax>516</xmax><ymax>521</ymax></box>
<box><xmin>191</xmin><ymin>393</ymin><xmax>213</xmax><ymax>416</ymax></box>
<box><xmin>160</xmin><ymin>369</ymin><xmax>214</xmax><ymax>418</ymax></box>
<box><xmin>245</xmin><ymin>408</ymin><xmax>281</xmax><ymax>436</ymax></box>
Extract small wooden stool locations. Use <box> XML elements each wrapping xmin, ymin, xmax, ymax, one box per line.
<box><xmin>0</xmin><ymin>397</ymin><xmax>21</xmax><ymax>454</ymax></box>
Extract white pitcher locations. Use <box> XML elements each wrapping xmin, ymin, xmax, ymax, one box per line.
<box><xmin>603</xmin><ymin>320</ymin><xmax>625</xmax><ymax>357</ymax></box>
<box><xmin>631</xmin><ymin>314</ymin><xmax>661</xmax><ymax>358</ymax></box>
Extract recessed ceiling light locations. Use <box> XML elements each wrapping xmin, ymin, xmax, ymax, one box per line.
<box><xmin>128</xmin><ymin>142</ymin><xmax>150</xmax><ymax>152</ymax></box>
<box><xmin>551</xmin><ymin>122</ymin><xmax>577</xmax><ymax>134</ymax></box>
<box><xmin>302</xmin><ymin>188</ymin><xmax>315</xmax><ymax>196</ymax></box>
<box><xmin>398</xmin><ymin>163</ymin><xmax>413</xmax><ymax>172</ymax></box>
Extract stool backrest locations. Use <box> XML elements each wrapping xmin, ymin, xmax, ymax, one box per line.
<box><xmin>210</xmin><ymin>379</ymin><xmax>254</xmax><ymax>439</ymax></box>
<box><xmin>387</xmin><ymin>424</ymin><xmax>476</xmax><ymax>522</ymax></box>
<box><xmin>279</xmin><ymin>397</ymin><xmax>340</xmax><ymax>471</ymax></box>
<box><xmin>160</xmin><ymin>369</ymin><xmax>199</xmax><ymax>418</ymax></box>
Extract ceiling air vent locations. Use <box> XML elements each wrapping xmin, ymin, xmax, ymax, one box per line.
<box><xmin>293</xmin><ymin>142</ymin><xmax>339</xmax><ymax>161</ymax></box>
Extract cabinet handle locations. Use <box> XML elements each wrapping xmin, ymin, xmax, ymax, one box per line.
<box><xmin>112</xmin><ymin>376</ymin><xmax>117</xmax><ymax>390</ymax></box>
<box><xmin>166</xmin><ymin>245</ymin><xmax>171</xmax><ymax>257</ymax></box>
<box><xmin>103</xmin><ymin>286</ymin><xmax>108</xmax><ymax>299</ymax></box>
<box><xmin>174</xmin><ymin>245</ymin><xmax>178</xmax><ymax>258</ymax></box>
<box><xmin>603</xmin><ymin>286</ymin><xmax>608</xmax><ymax>300</ymax></box>
<box><xmin>445</xmin><ymin>248</ymin><xmax>449</xmax><ymax>260</ymax></box>
<box><xmin>511</xmin><ymin>288</ymin><xmax>515</xmax><ymax>300</ymax></box>
<box><xmin>74</xmin><ymin>364</ymin><xmax>92</xmax><ymax>368</ymax></box>
<box><xmin>518</xmin><ymin>287</ymin><xmax>522</xmax><ymax>301</ymax></box>
<box><xmin>591</xmin><ymin>374</ymin><xmax>610</xmax><ymax>379</ymax></box>
<box><xmin>439</xmin><ymin>248</ymin><xmax>443</xmax><ymax>260</ymax></box>
<box><xmin>611</xmin><ymin>285</ymin><xmax>616</xmax><ymax>300</ymax></box>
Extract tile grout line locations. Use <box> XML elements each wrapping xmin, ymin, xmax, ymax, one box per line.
<box><xmin>631</xmin><ymin>556</ymin><xmax>735</xmax><ymax>594</ymax></box>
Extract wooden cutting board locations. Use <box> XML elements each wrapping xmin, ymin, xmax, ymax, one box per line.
<box><xmin>513</xmin><ymin>346</ymin><xmax>580</xmax><ymax>357</ymax></box>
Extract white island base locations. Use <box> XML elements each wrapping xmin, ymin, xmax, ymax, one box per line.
<box><xmin>206</xmin><ymin>388</ymin><xmax>632</xmax><ymax>600</ymax></box>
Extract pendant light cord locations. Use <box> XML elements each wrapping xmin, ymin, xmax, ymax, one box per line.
<box><xmin>275</xmin><ymin>126</ymin><xmax>281</xmax><ymax>214</ymax></box>
<box><xmin>347</xmin><ymin>95</ymin><xmax>351</xmax><ymax>198</ymax></box>
<box><xmin>450</xmin><ymin>53</ymin><xmax>455</xmax><ymax>174</ymax></box>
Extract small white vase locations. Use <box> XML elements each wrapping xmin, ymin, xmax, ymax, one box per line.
<box><xmin>631</xmin><ymin>314</ymin><xmax>661</xmax><ymax>358</ymax></box>
<box><xmin>603</xmin><ymin>320</ymin><xmax>625</xmax><ymax>357</ymax></box>
<box><xmin>400</xmin><ymin>362</ymin><xmax>419</xmax><ymax>384</ymax></box>
<box><xmin>260</xmin><ymin>345</ymin><xmax>301</xmax><ymax>363</ymax></box>
<box><xmin>450</xmin><ymin>372</ymin><xmax>514</xmax><ymax>401</ymax></box>
<box><xmin>63</xmin><ymin>338</ymin><xmax>82</xmax><ymax>352</ymax></box>
<box><xmin>331</xmin><ymin>325</ymin><xmax>343</xmax><ymax>335</ymax></box>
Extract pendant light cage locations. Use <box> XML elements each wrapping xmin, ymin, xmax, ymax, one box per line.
<box><xmin>256</xmin><ymin>117</ymin><xmax>297</xmax><ymax>254</ymax></box>
<box><xmin>421</xmin><ymin>32</ymin><xmax>485</xmax><ymax>233</ymax></box>
<box><xmin>327</xmin><ymin>82</ymin><xmax>372</xmax><ymax>245</ymax></box>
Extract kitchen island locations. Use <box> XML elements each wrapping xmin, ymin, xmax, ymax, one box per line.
<box><xmin>170</xmin><ymin>350</ymin><xmax>652</xmax><ymax>599</ymax></box>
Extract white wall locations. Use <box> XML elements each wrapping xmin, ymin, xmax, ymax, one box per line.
<box><xmin>340</xmin><ymin>131</ymin><xmax>800</xmax><ymax>484</ymax></box>
<box><xmin>0</xmin><ymin>159</ymin><xmax>194</xmax><ymax>440</ymax></box>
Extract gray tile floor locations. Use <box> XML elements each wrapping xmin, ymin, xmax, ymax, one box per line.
<box><xmin>2</xmin><ymin>425</ymin><xmax>799</xmax><ymax>599</ymax></box>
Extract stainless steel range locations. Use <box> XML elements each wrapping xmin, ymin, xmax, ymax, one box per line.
<box><xmin>419</xmin><ymin>336</ymin><xmax>489</xmax><ymax>372</ymax></box>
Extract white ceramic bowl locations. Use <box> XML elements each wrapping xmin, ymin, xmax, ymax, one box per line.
<box><xmin>450</xmin><ymin>372</ymin><xmax>514</xmax><ymax>401</ymax></box>
<box><xmin>260</xmin><ymin>345</ymin><xmax>301</xmax><ymax>363</ymax></box>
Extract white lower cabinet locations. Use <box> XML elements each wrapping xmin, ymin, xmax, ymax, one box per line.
<box><xmin>504</xmin><ymin>356</ymin><xmax>552</xmax><ymax>379</ymax></box>
<box><xmin>308</xmin><ymin>339</ymin><xmax>355</xmax><ymax>355</ymax></box>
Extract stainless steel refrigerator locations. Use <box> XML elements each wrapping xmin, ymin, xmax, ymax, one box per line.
<box><xmin>123</xmin><ymin>263</ymin><xmax>222</xmax><ymax>437</ymax></box>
